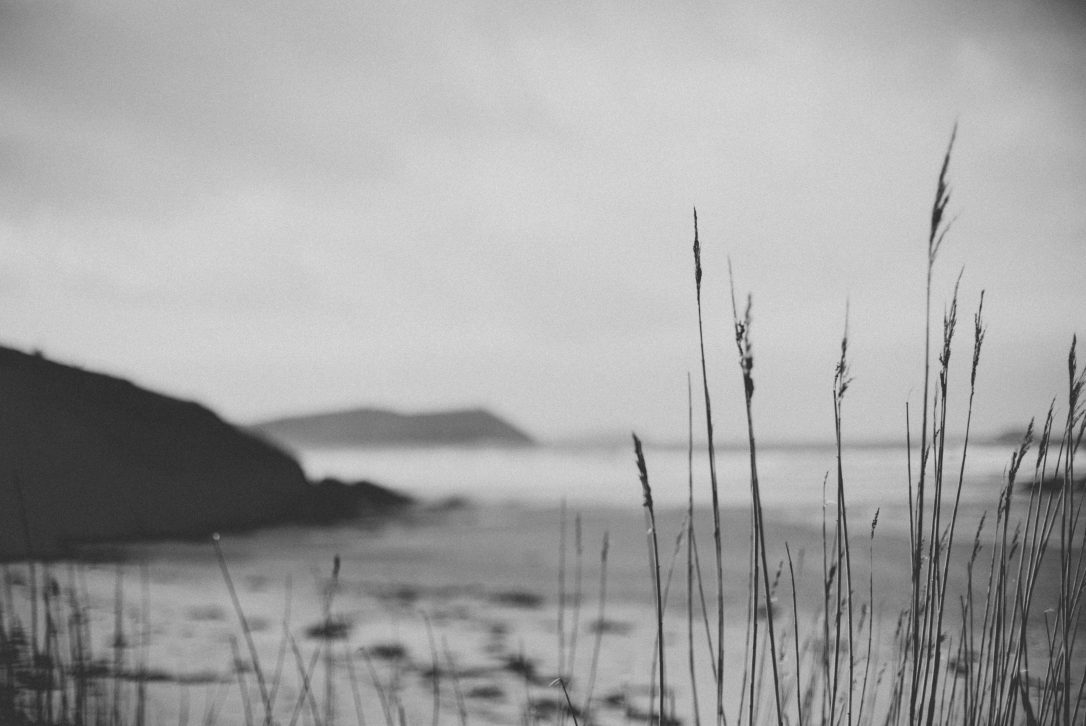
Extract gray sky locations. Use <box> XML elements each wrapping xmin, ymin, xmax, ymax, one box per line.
<box><xmin>1</xmin><ymin>0</ymin><xmax>1083</xmax><ymax>443</ymax></box>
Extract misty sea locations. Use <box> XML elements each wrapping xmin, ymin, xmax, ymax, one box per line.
<box><xmin>296</xmin><ymin>440</ymin><xmax>1018</xmax><ymax>517</ymax></box>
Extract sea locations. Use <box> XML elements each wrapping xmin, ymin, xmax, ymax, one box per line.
<box><xmin>296</xmin><ymin>439</ymin><xmax>1020</xmax><ymax>527</ymax></box>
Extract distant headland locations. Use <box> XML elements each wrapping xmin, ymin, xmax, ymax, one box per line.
<box><xmin>251</xmin><ymin>406</ymin><xmax>535</xmax><ymax>450</ymax></box>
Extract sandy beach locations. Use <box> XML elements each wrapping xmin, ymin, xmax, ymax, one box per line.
<box><xmin>9</xmin><ymin>492</ymin><xmax>1049</xmax><ymax>726</ymax></box>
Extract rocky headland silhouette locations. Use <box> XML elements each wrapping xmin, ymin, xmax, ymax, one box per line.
<box><xmin>0</xmin><ymin>346</ymin><xmax>409</xmax><ymax>559</ymax></box>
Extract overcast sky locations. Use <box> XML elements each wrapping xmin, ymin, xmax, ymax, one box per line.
<box><xmin>1</xmin><ymin>0</ymin><xmax>1083</xmax><ymax>443</ymax></box>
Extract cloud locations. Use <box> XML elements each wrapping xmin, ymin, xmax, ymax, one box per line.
<box><xmin>0</xmin><ymin>0</ymin><xmax>1082</xmax><ymax>439</ymax></box>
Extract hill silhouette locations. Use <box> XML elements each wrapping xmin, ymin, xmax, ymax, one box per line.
<box><xmin>0</xmin><ymin>346</ymin><xmax>408</xmax><ymax>558</ymax></box>
<box><xmin>252</xmin><ymin>406</ymin><xmax>535</xmax><ymax>449</ymax></box>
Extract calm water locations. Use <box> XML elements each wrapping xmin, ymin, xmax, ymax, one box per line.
<box><xmin>297</xmin><ymin>440</ymin><xmax>1018</xmax><ymax>513</ymax></box>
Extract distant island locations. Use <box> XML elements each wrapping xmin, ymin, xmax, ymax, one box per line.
<box><xmin>251</xmin><ymin>407</ymin><xmax>535</xmax><ymax>450</ymax></box>
<box><xmin>0</xmin><ymin>346</ymin><xmax>410</xmax><ymax>559</ymax></box>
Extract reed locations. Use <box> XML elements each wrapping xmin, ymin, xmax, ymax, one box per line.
<box><xmin>558</xmin><ymin>499</ymin><xmax>568</xmax><ymax>683</ymax></box>
<box><xmin>686</xmin><ymin>374</ymin><xmax>703</xmax><ymax>726</ymax></box>
<box><xmin>907</xmin><ymin>125</ymin><xmax>958</xmax><ymax>726</ymax></box>
<box><xmin>615</xmin><ymin>124</ymin><xmax>1083</xmax><ymax>726</ymax></box>
<box><xmin>266</xmin><ymin>575</ymin><xmax>293</xmax><ymax>718</ymax></box>
<box><xmin>692</xmin><ymin>208</ymin><xmax>728</xmax><ymax>726</ymax></box>
<box><xmin>635</xmin><ymin>433</ymin><xmax>667</xmax><ymax>726</ymax></box>
<box><xmin>728</xmin><ymin>263</ymin><xmax>785</xmax><ymax>726</ymax></box>
<box><xmin>580</xmin><ymin>532</ymin><xmax>609</xmax><ymax>719</ymax></box>
<box><xmin>213</xmin><ymin>533</ymin><xmax>271</xmax><ymax>725</ymax></box>
<box><xmin>568</xmin><ymin>515</ymin><xmax>584</xmax><ymax>681</ymax></box>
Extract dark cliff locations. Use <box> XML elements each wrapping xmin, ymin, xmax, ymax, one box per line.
<box><xmin>0</xmin><ymin>346</ymin><xmax>311</xmax><ymax>558</ymax></box>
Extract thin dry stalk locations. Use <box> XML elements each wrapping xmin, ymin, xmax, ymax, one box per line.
<box><xmin>550</xmin><ymin>678</ymin><xmax>581</xmax><ymax>726</ymax></box>
<box><xmin>910</xmin><ymin>123</ymin><xmax>958</xmax><ymax>724</ymax></box>
<box><xmin>357</xmin><ymin>646</ymin><xmax>394</xmax><ymax>726</ymax></box>
<box><xmin>692</xmin><ymin>208</ymin><xmax>726</xmax><ymax>726</ymax></box>
<box><xmin>634</xmin><ymin>433</ymin><xmax>667</xmax><ymax>726</ymax></box>
<box><xmin>924</xmin><ymin>290</ymin><xmax>984</xmax><ymax>726</ymax></box>
<box><xmin>229</xmin><ymin>636</ymin><xmax>254</xmax><ymax>726</ymax></box>
<box><xmin>728</xmin><ymin>263</ymin><xmax>784</xmax><ymax>726</ymax></box>
<box><xmin>820</xmin><ymin>472</ymin><xmax>833</xmax><ymax>726</ymax></box>
<box><xmin>341</xmin><ymin>638</ymin><xmax>367</xmax><ymax>726</ymax></box>
<box><xmin>267</xmin><ymin>575</ymin><xmax>293</xmax><ymax>715</ymax></box>
<box><xmin>286</xmin><ymin>631</ymin><xmax>324</xmax><ymax>726</ymax></box>
<box><xmin>212</xmin><ymin>534</ymin><xmax>272</xmax><ymax>726</ymax></box>
<box><xmin>558</xmin><ymin>499</ymin><xmax>568</xmax><ymax>681</ymax></box>
<box><xmin>831</xmin><ymin>310</ymin><xmax>855</xmax><ymax>726</ymax></box>
<box><xmin>855</xmin><ymin>510</ymin><xmax>880</xmax><ymax>726</ymax></box>
<box><xmin>785</xmin><ymin>543</ymin><xmax>802</xmax><ymax>726</ymax></box>
<box><xmin>690</xmin><ymin>530</ymin><xmax>718</xmax><ymax>684</ymax></box>
<box><xmin>687</xmin><ymin>373</ymin><xmax>702</xmax><ymax>726</ymax></box>
<box><xmin>648</xmin><ymin>516</ymin><xmax>691</xmax><ymax>721</ymax></box>
<box><xmin>581</xmin><ymin>532</ymin><xmax>610</xmax><ymax>719</ymax></box>
<box><xmin>568</xmin><ymin>515</ymin><xmax>584</xmax><ymax>679</ymax></box>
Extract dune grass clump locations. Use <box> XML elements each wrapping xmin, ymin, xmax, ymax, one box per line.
<box><xmin>621</xmin><ymin>126</ymin><xmax>1085</xmax><ymax>726</ymax></box>
<box><xmin>0</xmin><ymin>559</ymin><xmax>149</xmax><ymax>726</ymax></box>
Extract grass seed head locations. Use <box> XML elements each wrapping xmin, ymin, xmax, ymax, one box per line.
<box><xmin>970</xmin><ymin>512</ymin><xmax>987</xmax><ymax>566</ymax></box>
<box><xmin>971</xmin><ymin>291</ymin><xmax>986</xmax><ymax>387</ymax></box>
<box><xmin>929</xmin><ymin>123</ymin><xmax>958</xmax><ymax>261</ymax></box>
<box><xmin>693</xmin><ymin>207</ymin><xmax>702</xmax><ymax>292</ymax></box>
<box><xmin>1004</xmin><ymin>419</ymin><xmax>1034</xmax><ymax>498</ymax></box>
<box><xmin>939</xmin><ymin>272</ymin><xmax>962</xmax><ymax>373</ymax></box>
<box><xmin>633</xmin><ymin>433</ymin><xmax>652</xmax><ymax>509</ymax></box>
<box><xmin>1037</xmin><ymin>401</ymin><xmax>1056</xmax><ymax>471</ymax></box>
<box><xmin>835</xmin><ymin>306</ymin><xmax>853</xmax><ymax>401</ymax></box>
<box><xmin>1069</xmin><ymin>335</ymin><xmax>1086</xmax><ymax>428</ymax></box>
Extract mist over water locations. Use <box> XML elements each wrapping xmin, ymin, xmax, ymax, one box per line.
<box><xmin>297</xmin><ymin>441</ymin><xmax>1018</xmax><ymax>512</ymax></box>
